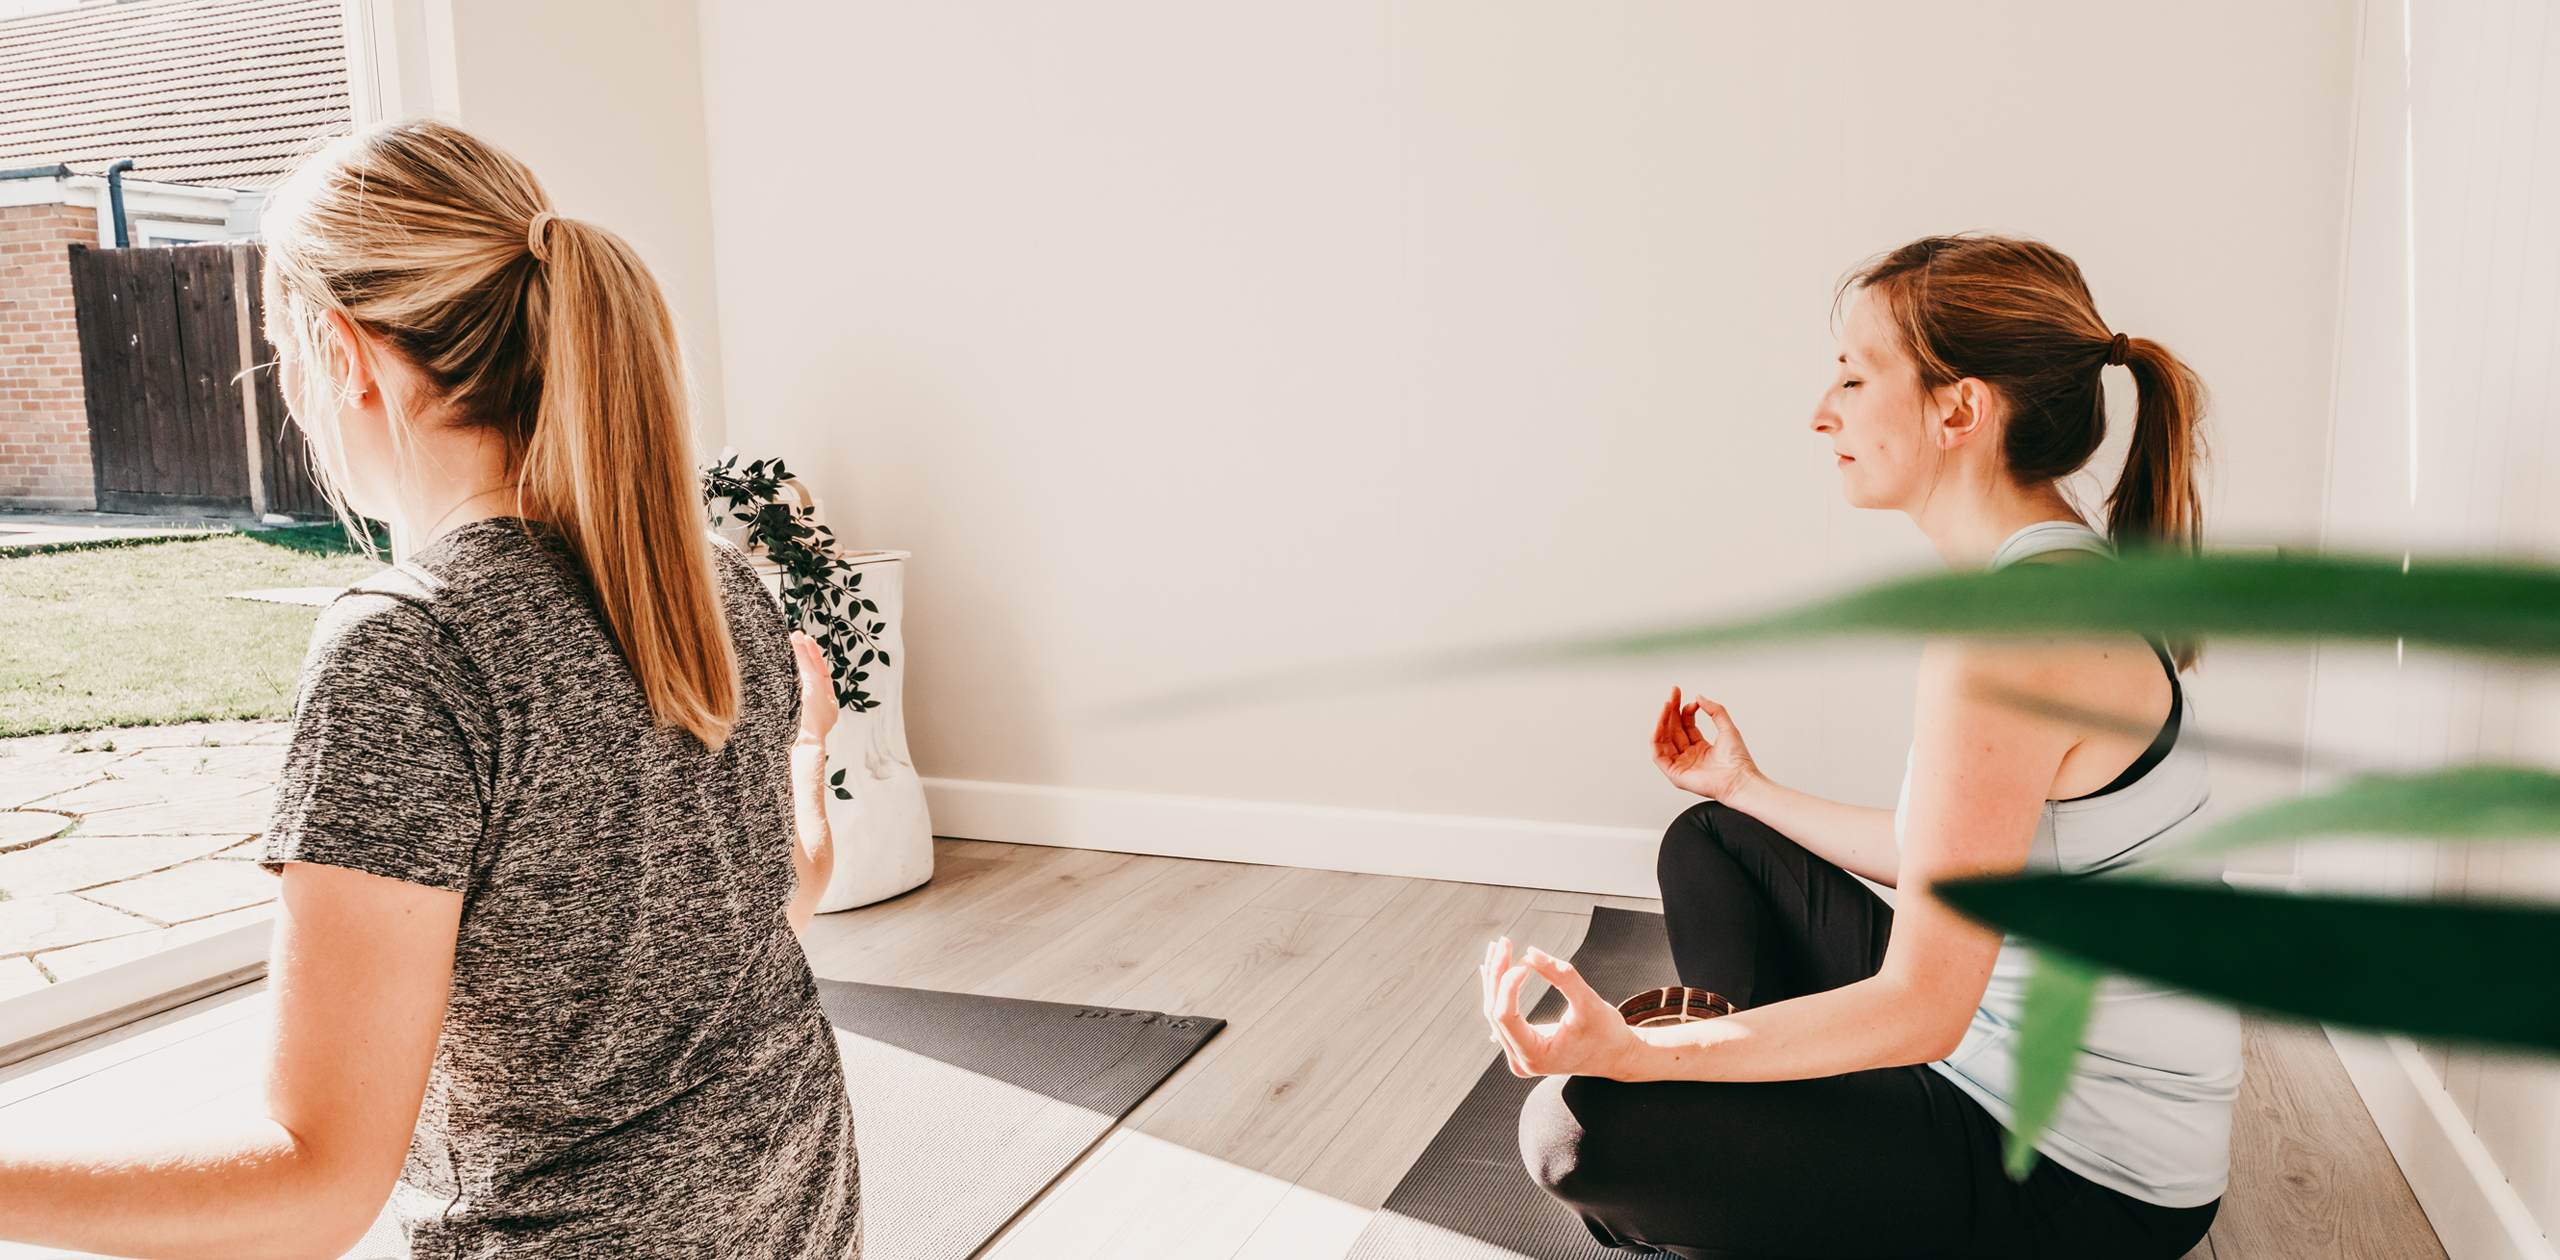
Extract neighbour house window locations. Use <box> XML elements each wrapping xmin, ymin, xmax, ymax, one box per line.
<box><xmin>134</xmin><ymin>220</ymin><xmax>228</xmax><ymax>247</ymax></box>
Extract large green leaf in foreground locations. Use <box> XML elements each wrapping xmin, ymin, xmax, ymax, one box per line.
<box><xmin>1937</xmin><ymin>877</ymin><xmax>2560</xmax><ymax>1053</ymax></box>
<box><xmin>2002</xmin><ymin>949</ymin><xmax>2103</xmax><ymax>1179</ymax></box>
<box><xmin>1530</xmin><ymin>551</ymin><xmax>2560</xmax><ymax>663</ymax></box>
<box><xmin>1111</xmin><ymin>552</ymin><xmax>2560</xmax><ymax>722</ymax></box>
<box><xmin>2161</xmin><ymin>765</ymin><xmax>2560</xmax><ymax>862</ymax></box>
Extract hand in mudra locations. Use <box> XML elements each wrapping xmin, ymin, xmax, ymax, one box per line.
<box><xmin>1653</xmin><ymin>686</ymin><xmax>1758</xmax><ymax>801</ymax></box>
<box><xmin>1481</xmin><ymin>936</ymin><xmax>1643</xmax><ymax>1079</ymax></box>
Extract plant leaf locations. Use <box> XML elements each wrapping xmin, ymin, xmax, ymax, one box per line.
<box><xmin>1524</xmin><ymin>553</ymin><xmax>2560</xmax><ymax>664</ymax></box>
<box><xmin>2004</xmin><ymin>949</ymin><xmax>2103</xmax><ymax>1180</ymax></box>
<box><xmin>1936</xmin><ymin>876</ymin><xmax>2560</xmax><ymax>1053</ymax></box>
<box><xmin>1107</xmin><ymin>553</ymin><xmax>2560</xmax><ymax>724</ymax></box>
<box><xmin>2157</xmin><ymin>765</ymin><xmax>2560</xmax><ymax>863</ymax></box>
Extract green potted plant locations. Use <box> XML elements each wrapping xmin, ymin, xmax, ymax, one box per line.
<box><xmin>704</xmin><ymin>453</ymin><xmax>934</xmax><ymax>910</ymax></box>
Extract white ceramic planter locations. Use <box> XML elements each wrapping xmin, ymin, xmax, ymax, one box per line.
<box><xmin>811</xmin><ymin>550</ymin><xmax>934</xmax><ymax>910</ymax></box>
<box><xmin>750</xmin><ymin>548</ymin><xmax>936</xmax><ymax>911</ymax></box>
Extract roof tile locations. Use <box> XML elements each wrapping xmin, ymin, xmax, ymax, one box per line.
<box><xmin>0</xmin><ymin>0</ymin><xmax>352</xmax><ymax>189</ymax></box>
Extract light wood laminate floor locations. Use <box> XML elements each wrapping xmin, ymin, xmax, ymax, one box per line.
<box><xmin>0</xmin><ymin>839</ymin><xmax>2449</xmax><ymax>1260</ymax></box>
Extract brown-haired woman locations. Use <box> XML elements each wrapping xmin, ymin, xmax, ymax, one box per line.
<box><xmin>0</xmin><ymin>120</ymin><xmax>859</xmax><ymax>1258</ymax></box>
<box><xmin>1483</xmin><ymin>235</ymin><xmax>2237</xmax><ymax>1259</ymax></box>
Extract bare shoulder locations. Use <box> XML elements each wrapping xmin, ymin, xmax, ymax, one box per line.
<box><xmin>1915</xmin><ymin>632</ymin><xmax>2164</xmax><ymax>727</ymax></box>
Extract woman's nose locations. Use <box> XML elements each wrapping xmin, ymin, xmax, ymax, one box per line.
<box><xmin>1809</xmin><ymin>399</ymin><xmax>1838</xmax><ymax>433</ymax></box>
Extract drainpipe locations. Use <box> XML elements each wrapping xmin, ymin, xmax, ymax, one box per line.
<box><xmin>104</xmin><ymin>158</ymin><xmax>135</xmax><ymax>248</ymax></box>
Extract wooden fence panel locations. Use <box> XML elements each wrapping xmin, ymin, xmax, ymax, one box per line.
<box><xmin>67</xmin><ymin>242</ymin><xmax>326</xmax><ymax>517</ymax></box>
<box><xmin>173</xmin><ymin>245</ymin><xmax>247</xmax><ymax>504</ymax></box>
<box><xmin>68</xmin><ymin>246</ymin><xmax>150</xmax><ymax>507</ymax></box>
<box><xmin>240</xmin><ymin>253</ymin><xmax>332</xmax><ymax>519</ymax></box>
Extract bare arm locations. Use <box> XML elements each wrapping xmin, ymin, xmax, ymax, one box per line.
<box><xmin>1651</xmin><ymin>688</ymin><xmax>1901</xmax><ymax>885</ymax></box>
<box><xmin>0</xmin><ymin>863</ymin><xmax>461</xmax><ymax>1260</ymax></box>
<box><xmin>786</xmin><ymin>631</ymin><xmax>838</xmax><ymax>935</ymax></box>
<box><xmin>1500</xmin><ymin>643</ymin><xmax>2085</xmax><ymax>1083</ymax></box>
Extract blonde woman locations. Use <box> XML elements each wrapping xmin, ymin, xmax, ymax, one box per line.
<box><xmin>0</xmin><ymin>121</ymin><xmax>860</xmax><ymax>1258</ymax></box>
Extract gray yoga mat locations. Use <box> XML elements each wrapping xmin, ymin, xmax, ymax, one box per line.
<box><xmin>321</xmin><ymin>982</ymin><xmax>1222</xmax><ymax>1260</ymax></box>
<box><xmin>819</xmin><ymin>980</ymin><xmax>1225</xmax><ymax>1260</ymax></box>
<box><xmin>1347</xmin><ymin>907</ymin><xmax>1676</xmax><ymax>1260</ymax></box>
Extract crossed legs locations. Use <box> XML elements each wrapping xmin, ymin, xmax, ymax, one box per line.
<box><xmin>1515</xmin><ymin>802</ymin><xmax>2217</xmax><ymax>1260</ymax></box>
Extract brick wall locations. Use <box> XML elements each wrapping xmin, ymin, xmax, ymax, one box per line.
<box><xmin>0</xmin><ymin>203</ymin><xmax>98</xmax><ymax>511</ymax></box>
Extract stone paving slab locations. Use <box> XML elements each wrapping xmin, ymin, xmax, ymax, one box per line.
<box><xmin>36</xmin><ymin>775</ymin><xmax>272</xmax><ymax>816</ymax></box>
<box><xmin>79</xmin><ymin>860</ymin><xmax>279</xmax><ymax>927</ymax></box>
<box><xmin>0</xmin><ymin>894</ymin><xmax>153</xmax><ymax>957</ymax></box>
<box><xmin>0</xmin><ymin>775</ymin><xmax>101</xmax><ymax>813</ymax></box>
<box><xmin>0</xmin><ymin>722</ymin><xmax>292</xmax><ymax>981</ymax></box>
<box><xmin>0</xmin><ymin>510</ymin><xmax>237</xmax><ymax>555</ymax></box>
<box><xmin>0</xmin><ymin>812</ymin><xmax>74</xmax><ymax>848</ymax></box>
<box><xmin>35</xmin><ymin>904</ymin><xmax>277</xmax><ymax>983</ymax></box>
<box><xmin>0</xmin><ymin>834</ymin><xmax>247</xmax><ymax>898</ymax></box>
<box><xmin>52</xmin><ymin>785</ymin><xmax>277</xmax><ymax>839</ymax></box>
<box><xmin>119</xmin><ymin>746</ymin><xmax>289</xmax><ymax>783</ymax></box>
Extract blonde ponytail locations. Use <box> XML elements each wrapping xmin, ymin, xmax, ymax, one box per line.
<box><xmin>521</xmin><ymin>217</ymin><xmax>740</xmax><ymax>747</ymax></box>
<box><xmin>260</xmin><ymin>120</ymin><xmax>740</xmax><ymax>747</ymax></box>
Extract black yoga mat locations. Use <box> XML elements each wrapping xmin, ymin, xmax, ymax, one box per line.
<box><xmin>1346</xmin><ymin>907</ymin><xmax>1676</xmax><ymax>1260</ymax></box>
<box><xmin>818</xmin><ymin>980</ymin><xmax>1226</xmax><ymax>1260</ymax></box>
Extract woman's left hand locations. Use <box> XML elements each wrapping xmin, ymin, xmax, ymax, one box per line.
<box><xmin>1482</xmin><ymin>937</ymin><xmax>1646</xmax><ymax>1080</ymax></box>
<box><xmin>790</xmin><ymin>631</ymin><xmax>837</xmax><ymax>750</ymax></box>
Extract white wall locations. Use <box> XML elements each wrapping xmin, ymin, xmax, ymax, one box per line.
<box><xmin>692</xmin><ymin>0</ymin><xmax>2360</xmax><ymax>887</ymax></box>
<box><xmin>344</xmin><ymin>0</ymin><xmax>732</xmax><ymax>450</ymax></box>
<box><xmin>2304</xmin><ymin>1</ymin><xmax>2560</xmax><ymax>1256</ymax></box>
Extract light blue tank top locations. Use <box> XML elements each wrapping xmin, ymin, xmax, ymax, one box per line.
<box><xmin>1893</xmin><ymin>520</ymin><xmax>2242</xmax><ymax>1208</ymax></box>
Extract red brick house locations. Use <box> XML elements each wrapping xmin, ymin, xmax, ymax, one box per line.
<box><xmin>0</xmin><ymin>0</ymin><xmax>348</xmax><ymax>511</ymax></box>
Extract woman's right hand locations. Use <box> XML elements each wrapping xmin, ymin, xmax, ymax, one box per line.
<box><xmin>1652</xmin><ymin>686</ymin><xmax>1760</xmax><ymax>803</ymax></box>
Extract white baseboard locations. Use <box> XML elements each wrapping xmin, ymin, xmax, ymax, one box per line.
<box><xmin>922</xmin><ymin>779</ymin><xmax>1662</xmax><ymax>898</ymax></box>
<box><xmin>2326</xmin><ymin>1029</ymin><xmax>2557</xmax><ymax>1260</ymax></box>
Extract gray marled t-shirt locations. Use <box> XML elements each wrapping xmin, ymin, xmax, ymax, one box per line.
<box><xmin>264</xmin><ymin>519</ymin><xmax>860</xmax><ymax>1259</ymax></box>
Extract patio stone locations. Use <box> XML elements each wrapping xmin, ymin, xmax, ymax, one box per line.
<box><xmin>214</xmin><ymin>838</ymin><xmax>262</xmax><ymax>860</ymax></box>
<box><xmin>0</xmin><ymin>752</ymin><xmax>131</xmax><ymax>786</ymax></box>
<box><xmin>0</xmin><ymin>894</ymin><xmax>152</xmax><ymax>957</ymax></box>
<box><xmin>0</xmin><ymin>811</ymin><xmax>74</xmax><ymax>849</ymax></box>
<box><xmin>0</xmin><ymin>956</ymin><xmax>47</xmax><ymax>998</ymax></box>
<box><xmin>81</xmin><ymin>720</ymin><xmax>293</xmax><ymax>752</ymax></box>
<box><xmin>55</xmin><ymin>780</ymin><xmax>276</xmax><ymax>838</ymax></box>
<box><xmin>0</xmin><ymin>833</ymin><xmax>246</xmax><ymax>897</ymax></box>
<box><xmin>37</xmin><ymin>774</ymin><xmax>265</xmax><ymax>815</ymax></box>
<box><xmin>78</xmin><ymin>859</ymin><xmax>279</xmax><ymax>925</ymax></box>
<box><xmin>0</xmin><ymin>772</ymin><xmax>108</xmax><ymax>812</ymax></box>
<box><xmin>34</xmin><ymin>904</ymin><xmax>277</xmax><ymax>983</ymax></box>
<box><xmin>121</xmin><ymin>746</ymin><xmax>291</xmax><ymax>782</ymax></box>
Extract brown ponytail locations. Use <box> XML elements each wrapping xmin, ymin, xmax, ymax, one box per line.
<box><xmin>2106</xmin><ymin>336</ymin><xmax>2206</xmax><ymax>549</ymax></box>
<box><xmin>260</xmin><ymin>120</ymin><xmax>741</xmax><ymax>747</ymax></box>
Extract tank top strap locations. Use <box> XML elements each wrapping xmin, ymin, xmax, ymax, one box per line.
<box><xmin>1987</xmin><ymin>520</ymin><xmax>2113</xmax><ymax>570</ymax></box>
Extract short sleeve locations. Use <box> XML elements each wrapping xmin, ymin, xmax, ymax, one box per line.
<box><xmin>262</xmin><ymin>593</ymin><xmax>490</xmax><ymax>892</ymax></box>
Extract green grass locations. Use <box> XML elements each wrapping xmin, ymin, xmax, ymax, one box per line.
<box><xmin>0</xmin><ymin>530</ymin><xmax>385</xmax><ymax>737</ymax></box>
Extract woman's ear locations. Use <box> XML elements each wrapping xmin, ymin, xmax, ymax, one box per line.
<box><xmin>1933</xmin><ymin>377</ymin><xmax>1998</xmax><ymax>450</ymax></box>
<box><xmin>321</xmin><ymin>309</ymin><xmax>377</xmax><ymax>402</ymax></box>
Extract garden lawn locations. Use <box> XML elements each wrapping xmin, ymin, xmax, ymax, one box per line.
<box><xmin>0</xmin><ymin>533</ymin><xmax>384</xmax><ymax>737</ymax></box>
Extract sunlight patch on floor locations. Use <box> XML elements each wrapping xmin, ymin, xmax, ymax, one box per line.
<box><xmin>983</xmin><ymin>1128</ymin><xmax>1372</xmax><ymax>1260</ymax></box>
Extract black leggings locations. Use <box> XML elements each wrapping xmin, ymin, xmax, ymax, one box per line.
<box><xmin>1517</xmin><ymin>802</ymin><xmax>2217</xmax><ymax>1260</ymax></box>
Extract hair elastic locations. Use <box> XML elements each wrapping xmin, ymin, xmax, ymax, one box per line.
<box><xmin>526</xmin><ymin>211</ymin><xmax>557</xmax><ymax>262</ymax></box>
<box><xmin>2106</xmin><ymin>332</ymin><xmax>2131</xmax><ymax>367</ymax></box>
